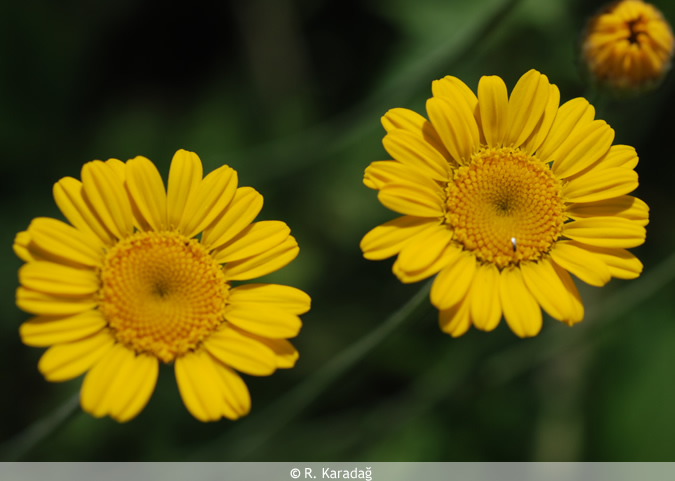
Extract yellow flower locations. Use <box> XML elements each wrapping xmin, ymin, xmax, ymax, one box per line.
<box><xmin>361</xmin><ymin>70</ymin><xmax>648</xmax><ymax>338</ymax></box>
<box><xmin>582</xmin><ymin>0</ymin><xmax>674</xmax><ymax>92</ymax></box>
<box><xmin>14</xmin><ymin>150</ymin><xmax>310</xmax><ymax>422</ymax></box>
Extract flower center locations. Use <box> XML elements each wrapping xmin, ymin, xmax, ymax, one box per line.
<box><xmin>445</xmin><ymin>147</ymin><xmax>565</xmax><ymax>269</ymax></box>
<box><xmin>626</xmin><ymin>16</ymin><xmax>647</xmax><ymax>45</ymax></box>
<box><xmin>99</xmin><ymin>231</ymin><xmax>228</xmax><ymax>362</ymax></box>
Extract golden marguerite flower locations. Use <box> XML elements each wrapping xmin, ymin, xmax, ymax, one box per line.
<box><xmin>361</xmin><ymin>70</ymin><xmax>648</xmax><ymax>338</ymax></box>
<box><xmin>14</xmin><ymin>150</ymin><xmax>310</xmax><ymax>422</ymax></box>
<box><xmin>582</xmin><ymin>0</ymin><xmax>674</xmax><ymax>92</ymax></box>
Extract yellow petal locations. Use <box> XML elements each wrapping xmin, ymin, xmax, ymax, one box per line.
<box><xmin>591</xmin><ymin>144</ymin><xmax>639</xmax><ymax>171</ymax></box>
<box><xmin>175</xmin><ymin>350</ymin><xmax>226</xmax><ymax>422</ymax></box>
<box><xmin>549</xmin><ymin>241</ymin><xmax>611</xmax><ymax>286</ymax></box>
<box><xmin>222</xmin><ymin>236</ymin><xmax>298</xmax><ymax>281</ymax></box>
<box><xmin>179</xmin><ymin>164</ymin><xmax>238</xmax><ymax>238</ymax></box>
<box><xmin>81</xmin><ymin>160</ymin><xmax>135</xmax><ymax>240</ymax></box>
<box><xmin>477</xmin><ymin>75</ymin><xmax>509</xmax><ymax>147</ymax></box>
<box><xmin>363</xmin><ymin>175</ymin><xmax>378</xmax><ymax>191</ymax></box>
<box><xmin>430</xmin><ymin>252</ymin><xmax>476</xmax><ymax>310</ymax></box>
<box><xmin>246</xmin><ymin>336</ymin><xmax>298</xmax><ymax>368</ymax></box>
<box><xmin>431</xmin><ymin>75</ymin><xmax>481</xmax><ymax>143</ymax></box>
<box><xmin>393</xmin><ymin>242</ymin><xmax>458</xmax><ymax>284</ymax></box>
<box><xmin>551</xmin><ymin>262</ymin><xmax>584</xmax><ymax>325</ymax></box>
<box><xmin>110</xmin><ymin>353</ymin><xmax>158</xmax><ymax>422</ymax></box>
<box><xmin>521</xmin><ymin>258</ymin><xmax>577</xmax><ymax>324</ymax></box>
<box><xmin>228</xmin><ymin>283</ymin><xmax>311</xmax><ymax>315</ymax></box>
<box><xmin>213</xmin><ymin>221</ymin><xmax>290</xmax><ymax>264</ymax></box>
<box><xmin>563</xmin><ymin>217</ymin><xmax>645</xmax><ymax>248</ymax></box>
<box><xmin>499</xmin><ymin>267</ymin><xmax>542</xmax><ymax>338</ymax></box>
<box><xmin>53</xmin><ymin>177</ymin><xmax>115</xmax><ymax>246</ymax></box>
<box><xmin>20</xmin><ymin>311</ymin><xmax>107</xmax><ymax>347</ymax></box>
<box><xmin>224</xmin><ymin>303</ymin><xmax>301</xmax><ymax>338</ymax></box>
<box><xmin>105</xmin><ymin>158</ymin><xmax>126</xmax><ymax>179</ymax></box>
<box><xmin>393</xmin><ymin>225</ymin><xmax>455</xmax><ymax>282</ymax></box>
<box><xmin>13</xmin><ymin>231</ymin><xmax>35</xmax><ymax>262</ymax></box>
<box><xmin>438</xmin><ymin>294</ymin><xmax>471</xmax><ymax>337</ymax></box>
<box><xmin>175</xmin><ymin>349</ymin><xmax>250</xmax><ymax>421</ymax></box>
<box><xmin>432</xmin><ymin>76</ymin><xmax>478</xmax><ymax>113</ymax></box>
<box><xmin>504</xmin><ymin>70</ymin><xmax>551</xmax><ymax>148</ymax></box>
<box><xmin>537</xmin><ymin>98</ymin><xmax>595</xmax><ymax>162</ymax></box>
<box><xmin>563</xmin><ymin>167</ymin><xmax>638</xmax><ymax>203</ymax></box>
<box><xmin>167</xmin><ymin>149</ymin><xmax>203</xmax><ymax>230</ymax></box>
<box><xmin>566</xmin><ymin>195</ymin><xmax>648</xmax><ymax>226</ymax></box>
<box><xmin>364</xmin><ymin>161</ymin><xmax>443</xmax><ymax>193</ymax></box>
<box><xmin>649</xmin><ymin>21</ymin><xmax>673</xmax><ymax>51</ymax></box>
<box><xmin>363</xmin><ymin>161</ymin><xmax>403</xmax><ymax>190</ymax></box>
<box><xmin>383</xmin><ymin>130</ymin><xmax>450</xmax><ymax>181</ymax></box>
<box><xmin>522</xmin><ymin>84</ymin><xmax>560</xmax><ymax>155</ymax></box>
<box><xmin>19</xmin><ymin>261</ymin><xmax>99</xmax><ymax>296</ymax></box>
<box><xmin>125</xmin><ymin>156</ymin><xmax>168</xmax><ymax>231</ymax></box>
<box><xmin>16</xmin><ymin>287</ymin><xmax>97</xmax><ymax>316</ymax></box>
<box><xmin>28</xmin><ymin>217</ymin><xmax>103</xmax><ymax>268</ymax></box>
<box><xmin>426</xmin><ymin>95</ymin><xmax>480</xmax><ymax>165</ymax></box>
<box><xmin>360</xmin><ymin>216</ymin><xmax>439</xmax><ymax>260</ymax></box>
<box><xmin>551</xmin><ymin>120</ymin><xmax>615</xmax><ymax>179</ymax></box>
<box><xmin>37</xmin><ymin>329</ymin><xmax>115</xmax><ymax>382</ymax></box>
<box><xmin>381</xmin><ymin>108</ymin><xmax>451</xmax><ymax>159</ymax></box>
<box><xmin>203</xmin><ymin>325</ymin><xmax>277</xmax><ymax>376</ymax></box>
<box><xmin>378</xmin><ymin>181</ymin><xmax>445</xmax><ymax>218</ymax></box>
<box><xmin>470</xmin><ymin>263</ymin><xmax>501</xmax><ymax>332</ymax></box>
<box><xmin>568</xmin><ymin>244</ymin><xmax>643</xmax><ymax>280</ymax></box>
<box><xmin>381</xmin><ymin>107</ymin><xmax>427</xmax><ymax>132</ymax></box>
<box><xmin>81</xmin><ymin>343</ymin><xmax>158</xmax><ymax>422</ymax></box>
<box><xmin>201</xmin><ymin>187</ymin><xmax>264</xmax><ymax>251</ymax></box>
<box><xmin>209</xmin><ymin>354</ymin><xmax>251</xmax><ymax>418</ymax></box>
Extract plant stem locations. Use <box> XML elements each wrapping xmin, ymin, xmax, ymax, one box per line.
<box><xmin>0</xmin><ymin>391</ymin><xmax>80</xmax><ymax>461</ymax></box>
<box><xmin>190</xmin><ymin>280</ymin><xmax>433</xmax><ymax>460</ymax></box>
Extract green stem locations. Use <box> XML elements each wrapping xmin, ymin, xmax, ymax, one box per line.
<box><xmin>0</xmin><ymin>391</ymin><xmax>80</xmax><ymax>461</ymax></box>
<box><xmin>189</xmin><ymin>279</ymin><xmax>433</xmax><ymax>460</ymax></box>
<box><xmin>347</xmin><ymin>250</ymin><xmax>675</xmax><ymax>450</ymax></box>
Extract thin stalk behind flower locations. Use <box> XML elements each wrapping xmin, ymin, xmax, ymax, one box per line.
<box><xmin>0</xmin><ymin>391</ymin><xmax>80</xmax><ymax>461</ymax></box>
<box><xmin>189</xmin><ymin>280</ymin><xmax>433</xmax><ymax>460</ymax></box>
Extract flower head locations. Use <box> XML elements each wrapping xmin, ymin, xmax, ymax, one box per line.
<box><xmin>361</xmin><ymin>70</ymin><xmax>648</xmax><ymax>338</ymax></box>
<box><xmin>15</xmin><ymin>150</ymin><xmax>310</xmax><ymax>422</ymax></box>
<box><xmin>582</xmin><ymin>0</ymin><xmax>674</xmax><ymax>92</ymax></box>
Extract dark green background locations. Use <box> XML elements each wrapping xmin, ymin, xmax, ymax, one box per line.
<box><xmin>2</xmin><ymin>0</ymin><xmax>674</xmax><ymax>461</ymax></box>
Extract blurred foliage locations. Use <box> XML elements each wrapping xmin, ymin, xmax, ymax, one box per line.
<box><xmin>1</xmin><ymin>0</ymin><xmax>675</xmax><ymax>461</ymax></box>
